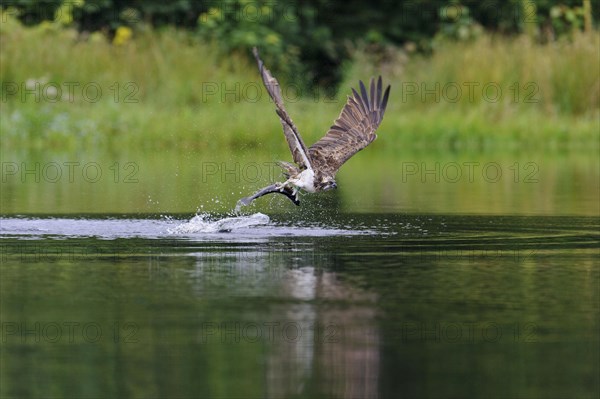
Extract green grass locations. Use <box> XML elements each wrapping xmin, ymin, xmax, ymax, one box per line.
<box><xmin>1</xmin><ymin>17</ymin><xmax>598</xmax><ymax>152</ymax></box>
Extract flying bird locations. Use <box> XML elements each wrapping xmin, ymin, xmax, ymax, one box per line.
<box><xmin>236</xmin><ymin>47</ymin><xmax>391</xmax><ymax>209</ymax></box>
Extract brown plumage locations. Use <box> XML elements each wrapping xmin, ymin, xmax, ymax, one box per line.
<box><xmin>309</xmin><ymin>76</ymin><xmax>390</xmax><ymax>181</ymax></box>
<box><xmin>253</xmin><ymin>47</ymin><xmax>311</xmax><ymax>171</ymax></box>
<box><xmin>236</xmin><ymin>47</ymin><xmax>391</xmax><ymax>210</ymax></box>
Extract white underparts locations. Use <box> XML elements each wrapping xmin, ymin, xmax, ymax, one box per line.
<box><xmin>287</xmin><ymin>168</ymin><xmax>316</xmax><ymax>193</ymax></box>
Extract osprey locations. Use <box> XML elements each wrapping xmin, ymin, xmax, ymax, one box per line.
<box><xmin>237</xmin><ymin>48</ymin><xmax>391</xmax><ymax>209</ymax></box>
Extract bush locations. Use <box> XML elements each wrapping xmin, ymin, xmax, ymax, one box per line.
<box><xmin>2</xmin><ymin>0</ymin><xmax>598</xmax><ymax>93</ymax></box>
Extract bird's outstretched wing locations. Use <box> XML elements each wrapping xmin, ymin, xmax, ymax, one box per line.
<box><xmin>308</xmin><ymin>77</ymin><xmax>390</xmax><ymax>178</ymax></box>
<box><xmin>253</xmin><ymin>47</ymin><xmax>312</xmax><ymax>170</ymax></box>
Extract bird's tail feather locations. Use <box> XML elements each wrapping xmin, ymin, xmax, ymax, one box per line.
<box><xmin>277</xmin><ymin>161</ymin><xmax>299</xmax><ymax>179</ymax></box>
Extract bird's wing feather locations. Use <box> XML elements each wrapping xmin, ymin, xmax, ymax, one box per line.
<box><xmin>308</xmin><ymin>76</ymin><xmax>390</xmax><ymax>177</ymax></box>
<box><xmin>253</xmin><ymin>47</ymin><xmax>311</xmax><ymax>170</ymax></box>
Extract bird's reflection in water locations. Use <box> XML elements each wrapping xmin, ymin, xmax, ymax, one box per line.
<box><xmin>265</xmin><ymin>267</ymin><xmax>379</xmax><ymax>399</ymax></box>
<box><xmin>188</xmin><ymin>247</ymin><xmax>379</xmax><ymax>398</ymax></box>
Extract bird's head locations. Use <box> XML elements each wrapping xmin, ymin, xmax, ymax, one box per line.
<box><xmin>320</xmin><ymin>178</ymin><xmax>337</xmax><ymax>191</ymax></box>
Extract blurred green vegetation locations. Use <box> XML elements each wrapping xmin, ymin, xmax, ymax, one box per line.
<box><xmin>2</xmin><ymin>0</ymin><xmax>598</xmax><ymax>88</ymax></box>
<box><xmin>0</xmin><ymin>1</ymin><xmax>598</xmax><ymax>152</ymax></box>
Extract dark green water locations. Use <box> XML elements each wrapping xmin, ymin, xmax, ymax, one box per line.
<box><xmin>1</xmin><ymin>149</ymin><xmax>599</xmax><ymax>398</ymax></box>
<box><xmin>1</xmin><ymin>212</ymin><xmax>598</xmax><ymax>399</ymax></box>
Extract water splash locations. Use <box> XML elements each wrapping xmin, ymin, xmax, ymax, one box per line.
<box><xmin>168</xmin><ymin>213</ymin><xmax>270</xmax><ymax>234</ymax></box>
<box><xmin>1</xmin><ymin>214</ymin><xmax>381</xmax><ymax>240</ymax></box>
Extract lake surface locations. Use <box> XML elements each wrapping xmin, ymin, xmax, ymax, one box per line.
<box><xmin>2</xmin><ymin>149</ymin><xmax>598</xmax><ymax>215</ymax></box>
<box><xmin>1</xmin><ymin>150</ymin><xmax>599</xmax><ymax>398</ymax></box>
<box><xmin>1</xmin><ymin>212</ymin><xmax>598</xmax><ymax>398</ymax></box>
